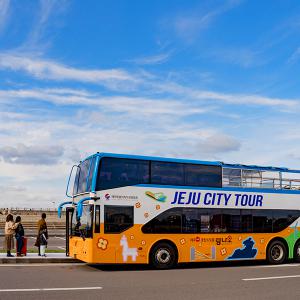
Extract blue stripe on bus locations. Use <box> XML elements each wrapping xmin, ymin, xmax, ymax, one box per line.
<box><xmin>95</xmin><ymin>152</ymin><xmax>221</xmax><ymax>166</ymax></box>
<box><xmin>91</xmin><ymin>156</ymin><xmax>100</xmax><ymax>192</ymax></box>
<box><xmin>80</xmin><ymin>152</ymin><xmax>300</xmax><ymax>173</ymax></box>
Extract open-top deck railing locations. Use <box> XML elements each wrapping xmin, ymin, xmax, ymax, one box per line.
<box><xmin>223</xmin><ymin>167</ymin><xmax>300</xmax><ymax>190</ymax></box>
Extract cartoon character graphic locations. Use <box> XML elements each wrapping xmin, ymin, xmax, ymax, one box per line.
<box><xmin>120</xmin><ymin>235</ymin><xmax>138</xmax><ymax>262</ymax></box>
<box><xmin>227</xmin><ymin>237</ymin><xmax>257</xmax><ymax>260</ymax></box>
<box><xmin>145</xmin><ymin>191</ymin><xmax>167</xmax><ymax>202</ymax></box>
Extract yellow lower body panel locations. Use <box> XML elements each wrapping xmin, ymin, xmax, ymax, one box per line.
<box><xmin>69</xmin><ymin>224</ymin><xmax>296</xmax><ymax>264</ymax></box>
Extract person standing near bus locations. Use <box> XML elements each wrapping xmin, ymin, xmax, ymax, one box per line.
<box><xmin>4</xmin><ymin>214</ymin><xmax>18</xmax><ymax>257</ymax></box>
<box><xmin>34</xmin><ymin>213</ymin><xmax>48</xmax><ymax>256</ymax></box>
<box><xmin>15</xmin><ymin>216</ymin><xmax>25</xmax><ymax>257</ymax></box>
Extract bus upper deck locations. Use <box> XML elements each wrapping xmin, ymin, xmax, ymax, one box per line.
<box><xmin>71</xmin><ymin>152</ymin><xmax>300</xmax><ymax>197</ymax></box>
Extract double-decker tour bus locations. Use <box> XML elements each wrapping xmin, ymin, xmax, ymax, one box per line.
<box><xmin>58</xmin><ymin>152</ymin><xmax>300</xmax><ymax>268</ymax></box>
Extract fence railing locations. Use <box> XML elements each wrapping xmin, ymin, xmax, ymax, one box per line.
<box><xmin>223</xmin><ymin>175</ymin><xmax>300</xmax><ymax>190</ymax></box>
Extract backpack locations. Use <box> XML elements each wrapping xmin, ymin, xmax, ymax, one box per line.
<box><xmin>15</xmin><ymin>223</ymin><xmax>24</xmax><ymax>238</ymax></box>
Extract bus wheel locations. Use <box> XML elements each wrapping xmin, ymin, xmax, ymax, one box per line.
<box><xmin>294</xmin><ymin>240</ymin><xmax>300</xmax><ymax>262</ymax></box>
<box><xmin>267</xmin><ymin>240</ymin><xmax>287</xmax><ymax>264</ymax></box>
<box><xmin>150</xmin><ymin>242</ymin><xmax>177</xmax><ymax>269</ymax></box>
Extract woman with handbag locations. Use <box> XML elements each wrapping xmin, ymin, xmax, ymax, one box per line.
<box><xmin>4</xmin><ymin>214</ymin><xmax>18</xmax><ymax>257</ymax></box>
<box><xmin>35</xmin><ymin>213</ymin><xmax>48</xmax><ymax>256</ymax></box>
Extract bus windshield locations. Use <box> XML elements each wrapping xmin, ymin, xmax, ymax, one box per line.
<box><xmin>71</xmin><ymin>205</ymin><xmax>93</xmax><ymax>238</ymax></box>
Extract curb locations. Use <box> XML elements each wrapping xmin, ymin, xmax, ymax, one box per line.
<box><xmin>0</xmin><ymin>234</ymin><xmax>65</xmax><ymax>237</ymax></box>
<box><xmin>0</xmin><ymin>257</ymin><xmax>79</xmax><ymax>264</ymax></box>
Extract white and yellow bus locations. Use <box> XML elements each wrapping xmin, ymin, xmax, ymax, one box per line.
<box><xmin>58</xmin><ymin>153</ymin><xmax>300</xmax><ymax>268</ymax></box>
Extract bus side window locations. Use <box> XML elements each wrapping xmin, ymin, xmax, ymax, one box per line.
<box><xmin>95</xmin><ymin>205</ymin><xmax>100</xmax><ymax>233</ymax></box>
<box><xmin>77</xmin><ymin>159</ymin><xmax>91</xmax><ymax>194</ymax></box>
<box><xmin>97</xmin><ymin>158</ymin><xmax>149</xmax><ymax>190</ymax></box>
<box><xmin>104</xmin><ymin>205</ymin><xmax>134</xmax><ymax>233</ymax></box>
<box><xmin>87</xmin><ymin>157</ymin><xmax>96</xmax><ymax>192</ymax></box>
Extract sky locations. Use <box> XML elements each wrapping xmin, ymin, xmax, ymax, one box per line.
<box><xmin>1</xmin><ymin>0</ymin><xmax>300</xmax><ymax>208</ymax></box>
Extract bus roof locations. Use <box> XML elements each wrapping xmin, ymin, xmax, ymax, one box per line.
<box><xmin>81</xmin><ymin>152</ymin><xmax>300</xmax><ymax>174</ymax></box>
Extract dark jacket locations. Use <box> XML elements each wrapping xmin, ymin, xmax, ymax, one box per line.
<box><xmin>34</xmin><ymin>218</ymin><xmax>48</xmax><ymax>247</ymax></box>
<box><xmin>15</xmin><ymin>223</ymin><xmax>24</xmax><ymax>239</ymax></box>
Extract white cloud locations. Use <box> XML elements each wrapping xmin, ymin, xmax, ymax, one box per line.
<box><xmin>128</xmin><ymin>52</ymin><xmax>172</xmax><ymax>65</ymax></box>
<box><xmin>23</xmin><ymin>0</ymin><xmax>69</xmax><ymax>49</ymax></box>
<box><xmin>0</xmin><ymin>88</ymin><xmax>214</xmax><ymax>116</ymax></box>
<box><xmin>209</xmin><ymin>48</ymin><xmax>263</xmax><ymax>68</ymax></box>
<box><xmin>0</xmin><ymin>0</ymin><xmax>10</xmax><ymax>33</ymax></box>
<box><xmin>0</xmin><ymin>54</ymin><xmax>140</xmax><ymax>88</ymax></box>
<box><xmin>0</xmin><ymin>84</ymin><xmax>298</xmax><ymax>114</ymax></box>
<box><xmin>0</xmin><ymin>144</ymin><xmax>64</xmax><ymax>165</ymax></box>
<box><xmin>287</xmin><ymin>47</ymin><xmax>300</xmax><ymax>64</ymax></box>
<box><xmin>196</xmin><ymin>133</ymin><xmax>241</xmax><ymax>154</ymax></box>
<box><xmin>169</xmin><ymin>0</ymin><xmax>243</xmax><ymax>43</ymax></box>
<box><xmin>154</xmin><ymin>82</ymin><xmax>299</xmax><ymax>109</ymax></box>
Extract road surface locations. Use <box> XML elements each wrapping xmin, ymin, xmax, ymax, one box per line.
<box><xmin>0</xmin><ymin>261</ymin><xmax>300</xmax><ymax>299</ymax></box>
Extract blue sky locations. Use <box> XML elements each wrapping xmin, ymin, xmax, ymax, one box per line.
<box><xmin>1</xmin><ymin>0</ymin><xmax>300</xmax><ymax>208</ymax></box>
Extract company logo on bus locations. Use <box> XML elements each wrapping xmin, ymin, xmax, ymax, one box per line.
<box><xmin>105</xmin><ymin>193</ymin><xmax>110</xmax><ymax>200</ymax></box>
<box><xmin>145</xmin><ymin>191</ymin><xmax>167</xmax><ymax>202</ymax></box>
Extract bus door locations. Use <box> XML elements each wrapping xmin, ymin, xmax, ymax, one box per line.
<box><xmin>66</xmin><ymin>207</ymin><xmax>74</xmax><ymax>256</ymax></box>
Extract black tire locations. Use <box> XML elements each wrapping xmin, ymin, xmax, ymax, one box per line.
<box><xmin>150</xmin><ymin>242</ymin><xmax>177</xmax><ymax>269</ymax></box>
<box><xmin>267</xmin><ymin>240</ymin><xmax>287</xmax><ymax>264</ymax></box>
<box><xmin>294</xmin><ymin>240</ymin><xmax>300</xmax><ymax>262</ymax></box>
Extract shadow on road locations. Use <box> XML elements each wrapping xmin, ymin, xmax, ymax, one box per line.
<box><xmin>87</xmin><ymin>259</ymin><xmax>295</xmax><ymax>272</ymax></box>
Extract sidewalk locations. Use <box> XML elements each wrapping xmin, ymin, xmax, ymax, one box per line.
<box><xmin>0</xmin><ymin>252</ymin><xmax>80</xmax><ymax>264</ymax></box>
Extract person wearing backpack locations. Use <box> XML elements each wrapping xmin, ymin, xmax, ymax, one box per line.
<box><xmin>15</xmin><ymin>216</ymin><xmax>25</xmax><ymax>257</ymax></box>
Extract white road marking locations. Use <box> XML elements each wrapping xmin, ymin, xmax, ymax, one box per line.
<box><xmin>0</xmin><ymin>287</ymin><xmax>102</xmax><ymax>292</ymax></box>
<box><xmin>250</xmin><ymin>264</ymin><xmax>300</xmax><ymax>269</ymax></box>
<box><xmin>57</xmin><ymin>246</ymin><xmax>66</xmax><ymax>250</ymax></box>
<box><xmin>55</xmin><ymin>237</ymin><xmax>66</xmax><ymax>240</ymax></box>
<box><xmin>243</xmin><ymin>274</ymin><xmax>300</xmax><ymax>281</ymax></box>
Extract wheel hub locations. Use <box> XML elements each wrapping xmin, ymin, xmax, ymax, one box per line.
<box><xmin>271</xmin><ymin>245</ymin><xmax>284</xmax><ymax>261</ymax></box>
<box><xmin>156</xmin><ymin>249</ymin><xmax>170</xmax><ymax>264</ymax></box>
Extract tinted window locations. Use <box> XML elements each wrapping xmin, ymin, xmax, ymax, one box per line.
<box><xmin>151</xmin><ymin>161</ymin><xmax>184</xmax><ymax>186</ymax></box>
<box><xmin>95</xmin><ymin>205</ymin><xmax>100</xmax><ymax>233</ymax></box>
<box><xmin>71</xmin><ymin>205</ymin><xmax>93</xmax><ymax>238</ymax></box>
<box><xmin>222</xmin><ymin>209</ymin><xmax>241</xmax><ymax>233</ymax></box>
<box><xmin>142</xmin><ymin>208</ymin><xmax>300</xmax><ymax>234</ymax></box>
<box><xmin>87</xmin><ymin>157</ymin><xmax>96</xmax><ymax>192</ymax></box>
<box><xmin>97</xmin><ymin>158</ymin><xmax>149</xmax><ymax>190</ymax></box>
<box><xmin>182</xmin><ymin>208</ymin><xmax>201</xmax><ymax>233</ymax></box>
<box><xmin>104</xmin><ymin>206</ymin><xmax>134</xmax><ymax>233</ymax></box>
<box><xmin>73</xmin><ymin>167</ymin><xmax>80</xmax><ymax>195</ymax></box>
<box><xmin>252</xmin><ymin>210</ymin><xmax>272</xmax><ymax>233</ymax></box>
<box><xmin>185</xmin><ymin>164</ymin><xmax>222</xmax><ymax>188</ymax></box>
<box><xmin>142</xmin><ymin>208</ymin><xmax>182</xmax><ymax>233</ymax></box>
<box><xmin>273</xmin><ymin>210</ymin><xmax>300</xmax><ymax>232</ymax></box>
<box><xmin>209</xmin><ymin>210</ymin><xmax>223</xmax><ymax>232</ymax></box>
<box><xmin>241</xmin><ymin>210</ymin><xmax>252</xmax><ymax>232</ymax></box>
<box><xmin>77</xmin><ymin>159</ymin><xmax>91</xmax><ymax>194</ymax></box>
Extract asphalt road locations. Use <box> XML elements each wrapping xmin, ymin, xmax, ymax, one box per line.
<box><xmin>0</xmin><ymin>229</ymin><xmax>65</xmax><ymax>236</ymax></box>
<box><xmin>0</xmin><ymin>261</ymin><xmax>300</xmax><ymax>300</ymax></box>
<box><xmin>26</xmin><ymin>235</ymin><xmax>66</xmax><ymax>251</ymax></box>
<box><xmin>1</xmin><ymin>236</ymin><xmax>66</xmax><ymax>252</ymax></box>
